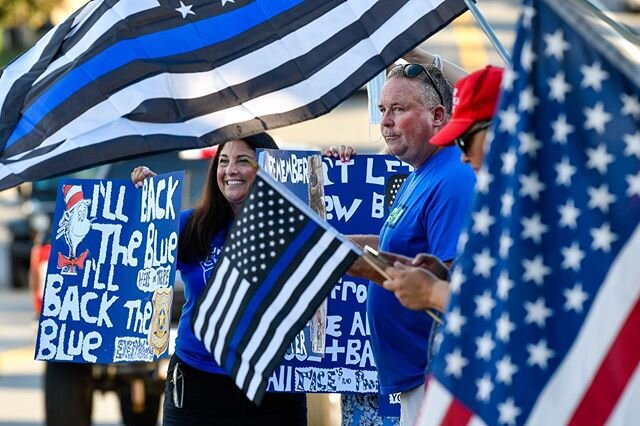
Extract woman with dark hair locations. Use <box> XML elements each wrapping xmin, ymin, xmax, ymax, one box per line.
<box><xmin>131</xmin><ymin>133</ymin><xmax>307</xmax><ymax>425</ymax></box>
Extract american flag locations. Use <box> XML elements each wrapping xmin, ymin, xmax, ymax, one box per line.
<box><xmin>0</xmin><ymin>0</ymin><xmax>469</xmax><ymax>191</ymax></box>
<box><xmin>419</xmin><ymin>0</ymin><xmax>640</xmax><ymax>425</ymax></box>
<box><xmin>191</xmin><ymin>169</ymin><xmax>359</xmax><ymax>403</ymax></box>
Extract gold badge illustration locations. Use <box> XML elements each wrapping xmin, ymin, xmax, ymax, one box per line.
<box><xmin>149</xmin><ymin>287</ymin><xmax>173</xmax><ymax>356</ymax></box>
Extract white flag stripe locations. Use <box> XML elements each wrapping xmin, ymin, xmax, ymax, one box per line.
<box><xmin>246</xmin><ymin>243</ymin><xmax>353</xmax><ymax>398</ymax></box>
<box><xmin>35</xmin><ymin>0</ymin><xmax>161</xmax><ymax>85</ymax></box>
<box><xmin>607</xmin><ymin>364</ymin><xmax>640</xmax><ymax>426</ymax></box>
<box><xmin>213</xmin><ymin>277</ymin><xmax>251</xmax><ymax>363</ymax></box>
<box><xmin>234</xmin><ymin>231</ymin><xmax>335</xmax><ymax>386</ymax></box>
<box><xmin>67</xmin><ymin>0</ymin><xmax>105</xmax><ymax>39</ymax></box>
<box><xmin>419</xmin><ymin>379</ymin><xmax>454</xmax><ymax>426</ymax></box>
<box><xmin>0</xmin><ymin>27</ymin><xmax>58</xmax><ymax>107</ymax></box>
<box><xmin>528</xmin><ymin>223</ymin><xmax>640</xmax><ymax>425</ymax></box>
<box><xmin>2</xmin><ymin>0</ymin><xmax>439</xmax><ymax>178</ymax></box>
<box><xmin>192</xmin><ymin>256</ymin><xmax>230</xmax><ymax>338</ymax></box>
<box><xmin>203</xmin><ymin>267</ymin><xmax>240</xmax><ymax>349</ymax></box>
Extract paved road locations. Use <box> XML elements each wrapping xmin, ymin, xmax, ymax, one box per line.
<box><xmin>0</xmin><ymin>289</ymin><xmax>122</xmax><ymax>426</ymax></box>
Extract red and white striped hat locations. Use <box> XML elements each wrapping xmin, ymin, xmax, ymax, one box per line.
<box><xmin>62</xmin><ymin>184</ymin><xmax>86</xmax><ymax>210</ymax></box>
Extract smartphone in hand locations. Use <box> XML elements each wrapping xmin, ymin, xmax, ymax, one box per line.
<box><xmin>362</xmin><ymin>245</ymin><xmax>395</xmax><ymax>279</ymax></box>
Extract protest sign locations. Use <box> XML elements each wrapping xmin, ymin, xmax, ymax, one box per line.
<box><xmin>263</xmin><ymin>154</ymin><xmax>413</xmax><ymax>402</ymax></box>
<box><xmin>35</xmin><ymin>172</ymin><xmax>183</xmax><ymax>364</ymax></box>
<box><xmin>259</xmin><ymin>149</ymin><xmax>327</xmax><ymax>357</ymax></box>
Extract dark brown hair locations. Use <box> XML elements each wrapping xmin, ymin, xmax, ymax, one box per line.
<box><xmin>178</xmin><ymin>133</ymin><xmax>278</xmax><ymax>264</ymax></box>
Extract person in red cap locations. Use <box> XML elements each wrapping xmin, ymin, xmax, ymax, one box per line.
<box><xmin>380</xmin><ymin>65</ymin><xmax>505</xmax><ymax>313</ymax></box>
<box><xmin>432</xmin><ymin>65</ymin><xmax>504</xmax><ymax>171</ymax></box>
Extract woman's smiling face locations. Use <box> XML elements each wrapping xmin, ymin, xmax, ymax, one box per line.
<box><xmin>216</xmin><ymin>140</ymin><xmax>257</xmax><ymax>215</ymax></box>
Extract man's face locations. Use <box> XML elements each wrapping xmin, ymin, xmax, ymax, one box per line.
<box><xmin>460</xmin><ymin>129</ymin><xmax>489</xmax><ymax>173</ymax></box>
<box><xmin>378</xmin><ymin>77</ymin><xmax>441</xmax><ymax>167</ymax></box>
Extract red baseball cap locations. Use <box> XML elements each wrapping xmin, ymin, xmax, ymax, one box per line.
<box><xmin>430</xmin><ymin>65</ymin><xmax>504</xmax><ymax>146</ymax></box>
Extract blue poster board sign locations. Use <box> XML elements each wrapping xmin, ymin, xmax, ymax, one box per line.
<box><xmin>34</xmin><ymin>172</ymin><xmax>183</xmax><ymax>364</ymax></box>
<box><xmin>259</xmin><ymin>149</ymin><xmax>325</xmax><ymax>358</ymax></box>
<box><xmin>262</xmin><ymin>154</ymin><xmax>414</xmax><ymax>402</ymax></box>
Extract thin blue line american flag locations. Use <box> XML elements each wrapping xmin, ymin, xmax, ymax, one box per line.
<box><xmin>0</xmin><ymin>0</ymin><xmax>469</xmax><ymax>191</ymax></box>
<box><xmin>419</xmin><ymin>0</ymin><xmax>639</xmax><ymax>425</ymax></box>
<box><xmin>191</xmin><ymin>169</ymin><xmax>360</xmax><ymax>403</ymax></box>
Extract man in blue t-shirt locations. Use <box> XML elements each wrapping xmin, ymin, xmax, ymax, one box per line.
<box><xmin>349</xmin><ymin>63</ymin><xmax>475</xmax><ymax>424</ymax></box>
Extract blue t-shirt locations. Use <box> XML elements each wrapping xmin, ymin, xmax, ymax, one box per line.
<box><xmin>367</xmin><ymin>147</ymin><xmax>475</xmax><ymax>394</ymax></box>
<box><xmin>174</xmin><ymin>209</ymin><xmax>228</xmax><ymax>374</ymax></box>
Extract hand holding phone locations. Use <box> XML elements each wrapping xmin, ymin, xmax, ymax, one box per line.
<box><xmin>364</xmin><ymin>245</ymin><xmax>443</xmax><ymax>324</ymax></box>
<box><xmin>362</xmin><ymin>245</ymin><xmax>395</xmax><ymax>279</ymax></box>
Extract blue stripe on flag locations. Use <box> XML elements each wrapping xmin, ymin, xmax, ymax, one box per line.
<box><xmin>224</xmin><ymin>219</ymin><xmax>316</xmax><ymax>372</ymax></box>
<box><xmin>6</xmin><ymin>0</ymin><xmax>304</xmax><ymax>148</ymax></box>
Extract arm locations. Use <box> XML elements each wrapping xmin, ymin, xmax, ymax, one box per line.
<box><xmin>131</xmin><ymin>166</ymin><xmax>157</xmax><ymax>188</ymax></box>
<box><xmin>403</xmin><ymin>47</ymin><xmax>469</xmax><ymax>84</ymax></box>
<box><xmin>382</xmin><ymin>263</ymin><xmax>450</xmax><ymax>312</ymax></box>
<box><xmin>379</xmin><ymin>250</ymin><xmax>450</xmax><ymax>281</ymax></box>
<box><xmin>345</xmin><ymin>235</ymin><xmax>387</xmax><ymax>284</ymax></box>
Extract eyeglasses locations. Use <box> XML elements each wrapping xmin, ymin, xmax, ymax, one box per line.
<box><xmin>390</xmin><ymin>63</ymin><xmax>445</xmax><ymax>107</ymax></box>
<box><xmin>455</xmin><ymin>120</ymin><xmax>492</xmax><ymax>154</ymax></box>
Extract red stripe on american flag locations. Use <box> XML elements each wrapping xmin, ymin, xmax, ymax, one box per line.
<box><xmin>569</xmin><ymin>298</ymin><xmax>640</xmax><ymax>426</ymax></box>
<box><xmin>441</xmin><ymin>396</ymin><xmax>473</xmax><ymax>426</ymax></box>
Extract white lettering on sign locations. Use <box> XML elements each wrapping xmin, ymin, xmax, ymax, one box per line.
<box><xmin>90</xmin><ymin>181</ymin><xmax>128</xmax><ymax>222</ymax></box>
<box><xmin>265</xmin><ymin>154</ymin><xmax>310</xmax><ymax>184</ymax></box>
<box><xmin>123</xmin><ymin>300</ymin><xmax>153</xmax><ymax>334</ymax></box>
<box><xmin>140</xmin><ymin>175</ymin><xmax>179</xmax><ymax>223</ymax></box>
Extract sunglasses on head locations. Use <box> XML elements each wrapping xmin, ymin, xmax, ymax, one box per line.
<box><xmin>391</xmin><ymin>63</ymin><xmax>445</xmax><ymax>107</ymax></box>
<box><xmin>455</xmin><ymin>120</ymin><xmax>492</xmax><ymax>154</ymax></box>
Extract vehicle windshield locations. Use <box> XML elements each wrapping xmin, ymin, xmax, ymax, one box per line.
<box><xmin>31</xmin><ymin>166</ymin><xmax>107</xmax><ymax>202</ymax></box>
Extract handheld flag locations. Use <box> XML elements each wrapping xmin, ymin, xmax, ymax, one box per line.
<box><xmin>420</xmin><ymin>0</ymin><xmax>640</xmax><ymax>424</ymax></box>
<box><xmin>0</xmin><ymin>0</ymin><xmax>469</xmax><ymax>191</ymax></box>
<box><xmin>191</xmin><ymin>169</ymin><xmax>360</xmax><ymax>403</ymax></box>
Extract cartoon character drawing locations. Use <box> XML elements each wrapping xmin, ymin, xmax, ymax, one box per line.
<box><xmin>56</xmin><ymin>184</ymin><xmax>92</xmax><ymax>275</ymax></box>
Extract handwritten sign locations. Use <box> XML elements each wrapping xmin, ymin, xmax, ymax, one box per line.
<box><xmin>35</xmin><ymin>172</ymin><xmax>183</xmax><ymax>364</ymax></box>
<box><xmin>264</xmin><ymin>154</ymin><xmax>413</xmax><ymax>402</ymax></box>
<box><xmin>259</xmin><ymin>149</ymin><xmax>326</xmax><ymax>357</ymax></box>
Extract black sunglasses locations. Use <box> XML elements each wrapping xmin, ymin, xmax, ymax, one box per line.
<box><xmin>455</xmin><ymin>120</ymin><xmax>492</xmax><ymax>154</ymax></box>
<box><xmin>390</xmin><ymin>63</ymin><xmax>445</xmax><ymax>107</ymax></box>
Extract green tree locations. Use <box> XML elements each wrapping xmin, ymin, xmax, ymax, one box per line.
<box><xmin>0</xmin><ymin>0</ymin><xmax>64</xmax><ymax>59</ymax></box>
<box><xmin>0</xmin><ymin>0</ymin><xmax>62</xmax><ymax>28</ymax></box>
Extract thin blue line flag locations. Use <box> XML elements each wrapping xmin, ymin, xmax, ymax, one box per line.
<box><xmin>0</xmin><ymin>0</ymin><xmax>469</xmax><ymax>191</ymax></box>
<box><xmin>191</xmin><ymin>169</ymin><xmax>360</xmax><ymax>403</ymax></box>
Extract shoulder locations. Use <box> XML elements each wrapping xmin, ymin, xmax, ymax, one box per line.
<box><xmin>179</xmin><ymin>209</ymin><xmax>195</xmax><ymax>231</ymax></box>
<box><xmin>431</xmin><ymin>148</ymin><xmax>475</xmax><ymax>188</ymax></box>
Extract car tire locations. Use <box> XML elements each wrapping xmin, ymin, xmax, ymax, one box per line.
<box><xmin>118</xmin><ymin>381</ymin><xmax>162</xmax><ymax>426</ymax></box>
<box><xmin>45</xmin><ymin>362</ymin><xmax>94</xmax><ymax>426</ymax></box>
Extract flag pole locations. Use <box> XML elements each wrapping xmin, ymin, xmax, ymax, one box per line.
<box><xmin>576</xmin><ymin>0</ymin><xmax>640</xmax><ymax>45</ymax></box>
<box><xmin>463</xmin><ymin>0</ymin><xmax>512</xmax><ymax>66</ymax></box>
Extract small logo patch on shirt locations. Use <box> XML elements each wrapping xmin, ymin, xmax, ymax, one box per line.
<box><xmin>385</xmin><ymin>205</ymin><xmax>406</xmax><ymax>228</ymax></box>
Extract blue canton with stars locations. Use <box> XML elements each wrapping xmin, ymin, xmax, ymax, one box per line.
<box><xmin>430</xmin><ymin>0</ymin><xmax>640</xmax><ymax>425</ymax></box>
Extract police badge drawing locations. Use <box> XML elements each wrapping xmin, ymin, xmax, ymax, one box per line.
<box><xmin>34</xmin><ymin>172</ymin><xmax>183</xmax><ymax>364</ymax></box>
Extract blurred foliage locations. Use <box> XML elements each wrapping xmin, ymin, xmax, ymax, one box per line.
<box><xmin>0</xmin><ymin>0</ymin><xmax>62</xmax><ymax>28</ymax></box>
<box><xmin>0</xmin><ymin>47</ymin><xmax>22</xmax><ymax>66</ymax></box>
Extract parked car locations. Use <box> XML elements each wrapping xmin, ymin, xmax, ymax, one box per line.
<box><xmin>29</xmin><ymin>148</ymin><xmax>213</xmax><ymax>426</ymax></box>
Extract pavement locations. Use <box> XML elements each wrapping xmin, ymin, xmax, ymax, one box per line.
<box><xmin>0</xmin><ymin>289</ymin><xmax>43</xmax><ymax>426</ymax></box>
<box><xmin>0</xmin><ymin>289</ymin><xmax>122</xmax><ymax>426</ymax></box>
